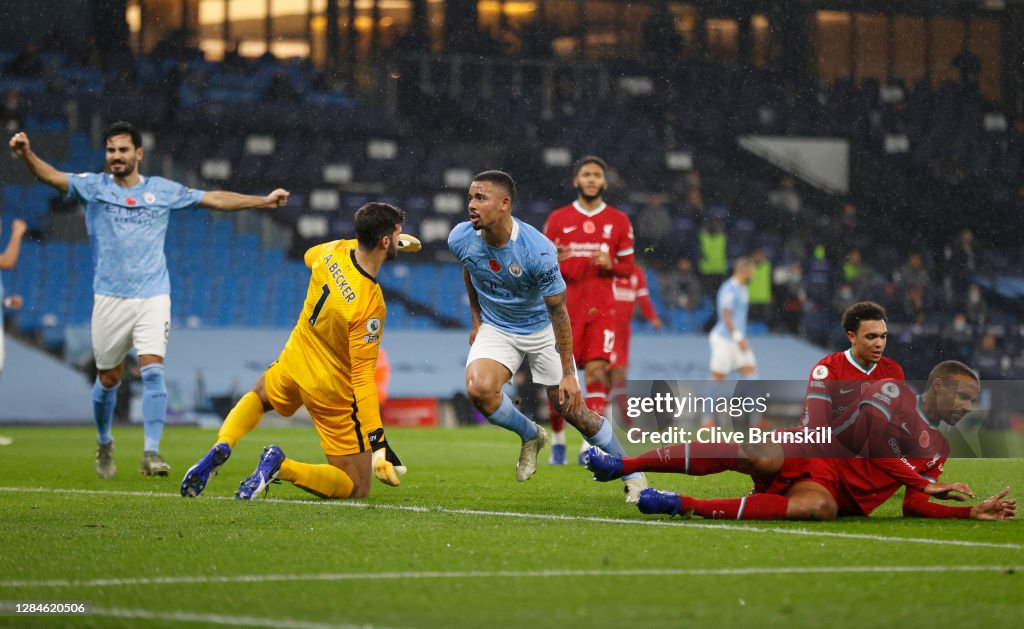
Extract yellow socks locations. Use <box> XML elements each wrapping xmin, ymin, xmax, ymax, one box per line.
<box><xmin>216</xmin><ymin>392</ymin><xmax>265</xmax><ymax>448</ymax></box>
<box><xmin>279</xmin><ymin>459</ymin><xmax>354</xmax><ymax>499</ymax></box>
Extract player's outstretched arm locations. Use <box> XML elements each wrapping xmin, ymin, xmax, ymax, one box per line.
<box><xmin>0</xmin><ymin>218</ymin><xmax>27</xmax><ymax>270</ymax></box>
<box><xmin>199</xmin><ymin>188</ymin><xmax>289</xmax><ymax>211</ymax></box>
<box><xmin>970</xmin><ymin>487</ymin><xmax>1016</xmax><ymax>520</ymax></box>
<box><xmin>462</xmin><ymin>268</ymin><xmax>482</xmax><ymax>345</ymax></box>
<box><xmin>9</xmin><ymin>132</ymin><xmax>68</xmax><ymax>193</ymax></box>
<box><xmin>544</xmin><ymin>291</ymin><xmax>582</xmax><ymax>416</ymax></box>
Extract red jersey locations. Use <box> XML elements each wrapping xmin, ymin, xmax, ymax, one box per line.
<box><xmin>803</xmin><ymin>349</ymin><xmax>905</xmax><ymax>428</ymax></box>
<box><xmin>612</xmin><ymin>266</ymin><xmax>657</xmax><ymax>326</ymax></box>
<box><xmin>831</xmin><ymin>379</ymin><xmax>969</xmax><ymax>518</ymax></box>
<box><xmin>544</xmin><ymin>201</ymin><xmax>635</xmax><ymax>316</ymax></box>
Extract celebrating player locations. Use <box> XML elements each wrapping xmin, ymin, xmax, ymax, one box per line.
<box><xmin>0</xmin><ymin>218</ymin><xmax>28</xmax><ymax>381</ymax></box>
<box><xmin>587</xmin><ymin>361</ymin><xmax>1015</xmax><ymax>521</ymax></box>
<box><xmin>450</xmin><ymin>170</ymin><xmax>646</xmax><ymax>501</ymax></box>
<box><xmin>9</xmin><ymin>123</ymin><xmax>288</xmax><ymax>478</ymax></box>
<box><xmin>544</xmin><ymin>156</ymin><xmax>635</xmax><ymax>463</ymax></box>
<box><xmin>608</xmin><ymin>263</ymin><xmax>662</xmax><ymax>430</ymax></box>
<box><xmin>180</xmin><ymin>202</ymin><xmax>410</xmax><ymax>500</ymax></box>
<box><xmin>803</xmin><ymin>301</ymin><xmax>905</xmax><ymax>428</ymax></box>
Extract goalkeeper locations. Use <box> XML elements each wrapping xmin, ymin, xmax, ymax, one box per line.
<box><xmin>181</xmin><ymin>203</ymin><xmax>415</xmax><ymax>499</ymax></box>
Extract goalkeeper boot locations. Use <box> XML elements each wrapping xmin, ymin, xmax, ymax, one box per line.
<box><xmin>235</xmin><ymin>445</ymin><xmax>284</xmax><ymax>500</ymax></box>
<box><xmin>96</xmin><ymin>441</ymin><xmax>116</xmax><ymax>479</ymax></box>
<box><xmin>515</xmin><ymin>425</ymin><xmax>548</xmax><ymax>482</ymax></box>
<box><xmin>180</xmin><ymin>442</ymin><xmax>232</xmax><ymax>497</ymax></box>
<box><xmin>140</xmin><ymin>451</ymin><xmax>170</xmax><ymax>476</ymax></box>
<box><xmin>623</xmin><ymin>473</ymin><xmax>648</xmax><ymax>504</ymax></box>
<box><xmin>584</xmin><ymin>446</ymin><xmax>624</xmax><ymax>482</ymax></box>
<box><xmin>637</xmin><ymin>488</ymin><xmax>684</xmax><ymax>517</ymax></box>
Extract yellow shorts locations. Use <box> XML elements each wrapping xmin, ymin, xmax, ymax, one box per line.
<box><xmin>263</xmin><ymin>360</ymin><xmax>380</xmax><ymax>456</ymax></box>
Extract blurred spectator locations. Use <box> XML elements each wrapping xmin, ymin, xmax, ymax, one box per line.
<box><xmin>267</xmin><ymin>71</ymin><xmax>302</xmax><ymax>103</ymax></box>
<box><xmin>767</xmin><ymin>175</ymin><xmax>802</xmax><ymax>216</ymax></box>
<box><xmin>902</xmin><ymin>285</ymin><xmax>926</xmax><ymax>324</ymax></box>
<box><xmin>7</xmin><ymin>43</ymin><xmax>43</xmax><ymax>77</ymax></box>
<box><xmin>842</xmin><ymin>247</ymin><xmax>875</xmax><ymax>297</ymax></box>
<box><xmin>941</xmin><ymin>312</ymin><xmax>974</xmax><ymax>362</ymax></box>
<box><xmin>894</xmin><ymin>252</ymin><xmax>930</xmax><ymax>296</ymax></box>
<box><xmin>965</xmin><ymin>284</ymin><xmax>988</xmax><ymax>327</ymax></box>
<box><xmin>659</xmin><ymin>257</ymin><xmax>702</xmax><ymax>311</ymax></box>
<box><xmin>944</xmin><ymin>228</ymin><xmax>976</xmax><ymax>307</ymax></box>
<box><xmin>748</xmin><ymin>248</ymin><xmax>772</xmax><ymax>323</ymax></box>
<box><xmin>635</xmin><ymin>194</ymin><xmax>672</xmax><ymax>261</ymax></box>
<box><xmin>698</xmin><ymin>217</ymin><xmax>728</xmax><ymax>296</ymax></box>
<box><xmin>1</xmin><ymin>91</ymin><xmax>23</xmax><ymax>133</ymax></box>
<box><xmin>973</xmin><ymin>333</ymin><xmax>1005</xmax><ymax>380</ymax></box>
<box><xmin>832</xmin><ymin>281</ymin><xmax>857</xmax><ymax>317</ymax></box>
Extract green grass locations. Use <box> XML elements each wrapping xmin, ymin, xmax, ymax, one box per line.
<box><xmin>0</xmin><ymin>425</ymin><xmax>1021</xmax><ymax>629</ymax></box>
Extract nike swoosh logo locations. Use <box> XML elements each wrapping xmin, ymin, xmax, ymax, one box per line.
<box><xmin>839</xmin><ymin>387</ymin><xmax>857</xmax><ymax>394</ymax></box>
<box><xmin>900</xmin><ymin>423</ymin><xmax>912</xmax><ymax>435</ymax></box>
<box><xmin>562</xmin><ymin>226</ymin><xmax>577</xmax><ymax>233</ymax></box>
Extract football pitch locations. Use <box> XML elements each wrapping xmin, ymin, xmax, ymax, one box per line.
<box><xmin>0</xmin><ymin>425</ymin><xmax>1021</xmax><ymax>629</ymax></box>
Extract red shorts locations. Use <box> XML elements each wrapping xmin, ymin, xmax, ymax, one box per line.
<box><xmin>610</xmin><ymin>313</ymin><xmax>632</xmax><ymax>370</ymax></box>
<box><xmin>568</xmin><ymin>305</ymin><xmax>617</xmax><ymax>366</ymax></box>
<box><xmin>754</xmin><ymin>457</ymin><xmax>868</xmax><ymax>516</ymax></box>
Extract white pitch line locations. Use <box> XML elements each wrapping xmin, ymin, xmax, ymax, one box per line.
<box><xmin>1</xmin><ymin>486</ymin><xmax>1022</xmax><ymax>551</ymax></box>
<box><xmin>91</xmin><ymin>607</ymin><xmax>401</xmax><ymax>629</ymax></box>
<box><xmin>3</xmin><ymin>565</ymin><xmax>1022</xmax><ymax>589</ymax></box>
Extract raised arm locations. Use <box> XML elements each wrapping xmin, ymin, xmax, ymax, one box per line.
<box><xmin>198</xmin><ymin>189</ymin><xmax>289</xmax><ymax>212</ymax></box>
<box><xmin>462</xmin><ymin>267</ymin><xmax>483</xmax><ymax>345</ymax></box>
<box><xmin>544</xmin><ymin>290</ymin><xmax>582</xmax><ymax>415</ymax></box>
<box><xmin>0</xmin><ymin>218</ymin><xmax>27</xmax><ymax>270</ymax></box>
<box><xmin>9</xmin><ymin>132</ymin><xmax>68</xmax><ymax>193</ymax></box>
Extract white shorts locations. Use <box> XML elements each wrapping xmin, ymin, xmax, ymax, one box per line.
<box><xmin>709</xmin><ymin>332</ymin><xmax>757</xmax><ymax>376</ymax></box>
<box><xmin>92</xmin><ymin>294</ymin><xmax>171</xmax><ymax>370</ymax></box>
<box><xmin>466</xmin><ymin>323</ymin><xmax>567</xmax><ymax>387</ymax></box>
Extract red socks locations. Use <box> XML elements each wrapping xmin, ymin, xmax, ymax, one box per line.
<box><xmin>548</xmin><ymin>398</ymin><xmax>564</xmax><ymax>433</ymax></box>
<box><xmin>620</xmin><ymin>442</ymin><xmax>742</xmax><ymax>476</ymax></box>
<box><xmin>681</xmin><ymin>494</ymin><xmax>789</xmax><ymax>520</ymax></box>
<box><xmin>584</xmin><ymin>380</ymin><xmax>608</xmax><ymax>417</ymax></box>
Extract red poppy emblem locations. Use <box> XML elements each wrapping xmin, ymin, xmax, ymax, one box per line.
<box><xmin>919</xmin><ymin>431</ymin><xmax>930</xmax><ymax>449</ymax></box>
<box><xmin>860</xmin><ymin>382</ymin><xmax>872</xmax><ymax>394</ymax></box>
<box><xmin>583</xmin><ymin>220</ymin><xmax>596</xmax><ymax>234</ymax></box>
<box><xmin>126</xmin><ymin>196</ymin><xmax>137</xmax><ymax>206</ymax></box>
<box><xmin>488</xmin><ymin>259</ymin><xmax>502</xmax><ymax>273</ymax></box>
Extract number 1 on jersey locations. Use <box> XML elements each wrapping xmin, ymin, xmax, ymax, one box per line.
<box><xmin>309</xmin><ymin>283</ymin><xmax>330</xmax><ymax>326</ymax></box>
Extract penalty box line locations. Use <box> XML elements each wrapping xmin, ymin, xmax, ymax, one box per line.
<box><xmin>0</xmin><ymin>486</ymin><xmax>1021</xmax><ymax>551</ymax></box>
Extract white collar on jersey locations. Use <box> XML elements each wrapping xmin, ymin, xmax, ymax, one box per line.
<box><xmin>475</xmin><ymin>218</ymin><xmax>520</xmax><ymax>242</ymax></box>
<box><xmin>572</xmin><ymin>200</ymin><xmax>607</xmax><ymax>217</ymax></box>
<box><xmin>844</xmin><ymin>348</ymin><xmax>877</xmax><ymax>375</ymax></box>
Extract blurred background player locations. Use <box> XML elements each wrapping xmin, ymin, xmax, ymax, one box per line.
<box><xmin>451</xmin><ymin>170</ymin><xmax>646</xmax><ymax>501</ymax></box>
<box><xmin>588</xmin><ymin>361</ymin><xmax>1015</xmax><ymax>522</ymax></box>
<box><xmin>9</xmin><ymin>123</ymin><xmax>288</xmax><ymax>479</ymax></box>
<box><xmin>608</xmin><ymin>262</ymin><xmax>662</xmax><ymax>431</ymax></box>
<box><xmin>803</xmin><ymin>301</ymin><xmax>905</xmax><ymax>429</ymax></box>
<box><xmin>703</xmin><ymin>257</ymin><xmax>756</xmax><ymax>428</ymax></box>
<box><xmin>180</xmin><ymin>202</ymin><xmax>409</xmax><ymax>500</ymax></box>
<box><xmin>544</xmin><ymin>156</ymin><xmax>635</xmax><ymax>463</ymax></box>
<box><xmin>0</xmin><ymin>218</ymin><xmax>27</xmax><ymax>381</ymax></box>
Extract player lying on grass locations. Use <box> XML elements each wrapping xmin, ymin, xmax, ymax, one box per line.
<box><xmin>449</xmin><ymin>170</ymin><xmax>646</xmax><ymax>501</ymax></box>
<box><xmin>586</xmin><ymin>360</ymin><xmax>1015</xmax><ymax>520</ymax></box>
<box><xmin>180</xmin><ymin>203</ymin><xmax>412</xmax><ymax>500</ymax></box>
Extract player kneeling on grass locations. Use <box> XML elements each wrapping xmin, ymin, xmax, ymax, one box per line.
<box><xmin>180</xmin><ymin>203</ymin><xmax>413</xmax><ymax>499</ymax></box>
<box><xmin>586</xmin><ymin>360</ymin><xmax>1015</xmax><ymax>521</ymax></box>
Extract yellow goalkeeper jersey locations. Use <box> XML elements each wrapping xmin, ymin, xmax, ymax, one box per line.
<box><xmin>275</xmin><ymin>239</ymin><xmax>385</xmax><ymax>411</ymax></box>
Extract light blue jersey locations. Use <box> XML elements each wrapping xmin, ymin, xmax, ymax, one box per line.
<box><xmin>66</xmin><ymin>173</ymin><xmax>205</xmax><ymax>298</ymax></box>
<box><xmin>712</xmin><ymin>277</ymin><xmax>749</xmax><ymax>339</ymax></box>
<box><xmin>449</xmin><ymin>218</ymin><xmax>566</xmax><ymax>334</ymax></box>
<box><xmin>0</xmin><ymin>271</ymin><xmax>5</xmax><ymax>329</ymax></box>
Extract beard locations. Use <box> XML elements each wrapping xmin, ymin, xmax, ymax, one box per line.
<box><xmin>577</xmin><ymin>186</ymin><xmax>606</xmax><ymax>203</ymax></box>
<box><xmin>110</xmin><ymin>160</ymin><xmax>137</xmax><ymax>179</ymax></box>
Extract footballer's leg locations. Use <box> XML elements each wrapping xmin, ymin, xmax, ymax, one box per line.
<box><xmin>466</xmin><ymin>354</ymin><xmax>546</xmax><ymax>482</ymax></box>
<box><xmin>136</xmin><ymin>295</ymin><xmax>172</xmax><ymax>476</ymax></box>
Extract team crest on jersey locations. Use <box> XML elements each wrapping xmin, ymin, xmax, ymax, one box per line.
<box><xmin>366</xmin><ymin>318</ymin><xmax>382</xmax><ymax>334</ymax></box>
<box><xmin>144</xmin><ymin>192</ymin><xmax>156</xmax><ymax>204</ymax></box>
<box><xmin>126</xmin><ymin>196</ymin><xmax>137</xmax><ymax>206</ymax></box>
<box><xmin>881</xmin><ymin>382</ymin><xmax>901</xmax><ymax>398</ymax></box>
<box><xmin>603</xmin><ymin>224</ymin><xmax>613</xmax><ymax>239</ymax></box>
<box><xmin>861</xmin><ymin>382</ymin><xmax>872</xmax><ymax>394</ymax></box>
<box><xmin>508</xmin><ymin>262</ymin><xmax>523</xmax><ymax>277</ymax></box>
<box><xmin>919</xmin><ymin>431</ymin><xmax>930</xmax><ymax>449</ymax></box>
<box><xmin>488</xmin><ymin>259</ymin><xmax>502</xmax><ymax>273</ymax></box>
<box><xmin>812</xmin><ymin>365</ymin><xmax>828</xmax><ymax>380</ymax></box>
<box><xmin>583</xmin><ymin>220</ymin><xmax>596</xmax><ymax>234</ymax></box>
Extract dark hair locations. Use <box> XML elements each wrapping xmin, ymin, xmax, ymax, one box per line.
<box><xmin>103</xmin><ymin>121</ymin><xmax>143</xmax><ymax>150</ymax></box>
<box><xmin>842</xmin><ymin>301</ymin><xmax>887</xmax><ymax>334</ymax></box>
<box><xmin>926</xmin><ymin>360</ymin><xmax>979</xmax><ymax>387</ymax></box>
<box><xmin>574</xmin><ymin>155</ymin><xmax>608</xmax><ymax>176</ymax></box>
<box><xmin>355</xmin><ymin>202</ymin><xmax>405</xmax><ymax>249</ymax></box>
<box><xmin>472</xmin><ymin>170</ymin><xmax>516</xmax><ymax>204</ymax></box>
